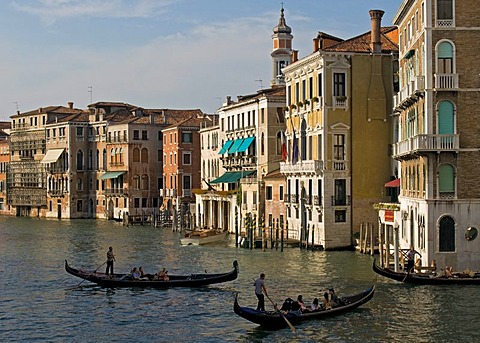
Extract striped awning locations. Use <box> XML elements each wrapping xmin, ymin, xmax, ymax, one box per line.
<box><xmin>228</xmin><ymin>139</ymin><xmax>244</xmax><ymax>154</ymax></box>
<box><xmin>236</xmin><ymin>137</ymin><xmax>255</xmax><ymax>153</ymax></box>
<box><xmin>218</xmin><ymin>140</ymin><xmax>234</xmax><ymax>154</ymax></box>
<box><xmin>41</xmin><ymin>149</ymin><xmax>65</xmax><ymax>163</ymax></box>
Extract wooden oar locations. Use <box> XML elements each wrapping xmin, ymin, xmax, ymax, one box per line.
<box><xmin>78</xmin><ymin>261</ymin><xmax>107</xmax><ymax>286</ymax></box>
<box><xmin>265</xmin><ymin>293</ymin><xmax>297</xmax><ymax>333</ymax></box>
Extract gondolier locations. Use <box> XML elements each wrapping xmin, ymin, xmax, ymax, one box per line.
<box><xmin>106</xmin><ymin>247</ymin><xmax>115</xmax><ymax>275</ymax></box>
<box><xmin>254</xmin><ymin>273</ymin><xmax>268</xmax><ymax>311</ymax></box>
<box><xmin>406</xmin><ymin>246</ymin><xmax>420</xmax><ymax>273</ymax></box>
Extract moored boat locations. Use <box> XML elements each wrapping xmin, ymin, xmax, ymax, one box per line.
<box><xmin>234</xmin><ymin>285</ymin><xmax>375</xmax><ymax>330</ymax></box>
<box><xmin>65</xmin><ymin>260</ymin><xmax>238</xmax><ymax>288</ymax></box>
<box><xmin>373</xmin><ymin>259</ymin><xmax>480</xmax><ymax>285</ymax></box>
<box><xmin>180</xmin><ymin>229</ymin><xmax>229</xmax><ymax>246</ymax></box>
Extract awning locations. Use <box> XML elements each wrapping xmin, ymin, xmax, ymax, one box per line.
<box><xmin>41</xmin><ymin>148</ymin><xmax>65</xmax><ymax>163</ymax></box>
<box><xmin>210</xmin><ymin>171</ymin><xmax>255</xmax><ymax>184</ymax></box>
<box><xmin>236</xmin><ymin>136</ymin><xmax>255</xmax><ymax>153</ymax></box>
<box><xmin>403</xmin><ymin>49</ymin><xmax>415</xmax><ymax>59</ymax></box>
<box><xmin>228</xmin><ymin>139</ymin><xmax>244</xmax><ymax>154</ymax></box>
<box><xmin>385</xmin><ymin>178</ymin><xmax>400</xmax><ymax>188</ymax></box>
<box><xmin>218</xmin><ymin>140</ymin><xmax>234</xmax><ymax>154</ymax></box>
<box><xmin>100</xmin><ymin>171</ymin><xmax>126</xmax><ymax>180</ymax></box>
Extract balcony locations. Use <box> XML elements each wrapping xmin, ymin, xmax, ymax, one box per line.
<box><xmin>291</xmin><ymin>194</ymin><xmax>298</xmax><ymax>204</ymax></box>
<box><xmin>47</xmin><ymin>190</ymin><xmax>67</xmax><ymax>197</ymax></box>
<box><xmin>434</xmin><ymin>74</ymin><xmax>458</xmax><ymax>90</ymax></box>
<box><xmin>394</xmin><ymin>76</ymin><xmax>425</xmax><ymax>110</ymax></box>
<box><xmin>332</xmin><ymin>96</ymin><xmax>347</xmax><ymax>109</ymax></box>
<box><xmin>104</xmin><ymin>188</ymin><xmax>126</xmax><ymax>196</ymax></box>
<box><xmin>392</xmin><ymin>134</ymin><xmax>459</xmax><ymax>158</ymax></box>
<box><xmin>182</xmin><ymin>189</ymin><xmax>192</xmax><ymax>197</ymax></box>
<box><xmin>333</xmin><ymin>161</ymin><xmax>346</xmax><ymax>171</ymax></box>
<box><xmin>436</xmin><ymin>19</ymin><xmax>454</xmax><ymax>27</ymax></box>
<box><xmin>280</xmin><ymin>160</ymin><xmax>323</xmax><ymax>176</ymax></box>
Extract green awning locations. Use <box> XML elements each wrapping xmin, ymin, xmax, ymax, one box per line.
<box><xmin>228</xmin><ymin>139</ymin><xmax>244</xmax><ymax>154</ymax></box>
<box><xmin>403</xmin><ymin>49</ymin><xmax>415</xmax><ymax>59</ymax></box>
<box><xmin>236</xmin><ymin>136</ymin><xmax>255</xmax><ymax>153</ymax></box>
<box><xmin>218</xmin><ymin>140</ymin><xmax>234</xmax><ymax>154</ymax></box>
<box><xmin>210</xmin><ymin>171</ymin><xmax>255</xmax><ymax>184</ymax></box>
<box><xmin>100</xmin><ymin>171</ymin><xmax>125</xmax><ymax>180</ymax></box>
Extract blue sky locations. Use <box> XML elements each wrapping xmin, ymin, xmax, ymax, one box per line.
<box><xmin>0</xmin><ymin>0</ymin><xmax>402</xmax><ymax>120</ymax></box>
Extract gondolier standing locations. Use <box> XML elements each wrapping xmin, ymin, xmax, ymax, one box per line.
<box><xmin>254</xmin><ymin>273</ymin><xmax>268</xmax><ymax>311</ymax></box>
<box><xmin>106</xmin><ymin>246</ymin><xmax>115</xmax><ymax>275</ymax></box>
<box><xmin>406</xmin><ymin>246</ymin><xmax>420</xmax><ymax>273</ymax></box>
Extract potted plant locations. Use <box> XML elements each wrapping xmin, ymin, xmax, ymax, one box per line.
<box><xmin>297</xmin><ymin>101</ymin><xmax>304</xmax><ymax>108</ymax></box>
<box><xmin>312</xmin><ymin>96</ymin><xmax>319</xmax><ymax>103</ymax></box>
<box><xmin>304</xmin><ymin>99</ymin><xmax>310</xmax><ymax>106</ymax></box>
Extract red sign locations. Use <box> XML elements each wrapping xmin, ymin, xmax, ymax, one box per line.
<box><xmin>385</xmin><ymin>210</ymin><xmax>394</xmax><ymax>223</ymax></box>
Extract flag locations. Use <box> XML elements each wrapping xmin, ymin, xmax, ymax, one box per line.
<box><xmin>281</xmin><ymin>130</ymin><xmax>288</xmax><ymax>162</ymax></box>
<box><xmin>292</xmin><ymin>130</ymin><xmax>298</xmax><ymax>165</ymax></box>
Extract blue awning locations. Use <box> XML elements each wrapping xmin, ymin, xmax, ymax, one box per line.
<box><xmin>236</xmin><ymin>136</ymin><xmax>255</xmax><ymax>153</ymax></box>
<box><xmin>100</xmin><ymin>171</ymin><xmax>125</xmax><ymax>180</ymax></box>
<box><xmin>228</xmin><ymin>139</ymin><xmax>244</xmax><ymax>154</ymax></box>
<box><xmin>218</xmin><ymin>140</ymin><xmax>234</xmax><ymax>154</ymax></box>
<box><xmin>210</xmin><ymin>171</ymin><xmax>255</xmax><ymax>184</ymax></box>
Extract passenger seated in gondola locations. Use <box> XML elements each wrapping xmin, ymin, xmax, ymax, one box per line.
<box><xmin>280</xmin><ymin>297</ymin><xmax>294</xmax><ymax>313</ymax></box>
<box><xmin>138</xmin><ymin>267</ymin><xmax>151</xmax><ymax>280</ymax></box>
<box><xmin>131</xmin><ymin>267</ymin><xmax>141</xmax><ymax>280</ymax></box>
<box><xmin>329</xmin><ymin>288</ymin><xmax>345</xmax><ymax>306</ymax></box>
<box><xmin>156</xmin><ymin>268</ymin><xmax>169</xmax><ymax>281</ymax></box>
<box><xmin>295</xmin><ymin>295</ymin><xmax>308</xmax><ymax>312</ymax></box>
<box><xmin>444</xmin><ymin>266</ymin><xmax>454</xmax><ymax>277</ymax></box>
<box><xmin>322</xmin><ymin>292</ymin><xmax>332</xmax><ymax>310</ymax></box>
<box><xmin>310</xmin><ymin>298</ymin><xmax>320</xmax><ymax>311</ymax></box>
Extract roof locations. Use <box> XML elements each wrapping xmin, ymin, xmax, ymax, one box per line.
<box><xmin>323</xmin><ymin>26</ymin><xmax>398</xmax><ymax>54</ymax></box>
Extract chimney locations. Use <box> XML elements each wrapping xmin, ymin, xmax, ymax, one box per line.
<box><xmin>313</xmin><ymin>38</ymin><xmax>319</xmax><ymax>52</ymax></box>
<box><xmin>291</xmin><ymin>50</ymin><xmax>298</xmax><ymax>63</ymax></box>
<box><xmin>369</xmin><ymin>10</ymin><xmax>384</xmax><ymax>54</ymax></box>
<box><xmin>68</xmin><ymin>101</ymin><xmax>74</xmax><ymax>109</ymax></box>
<box><xmin>38</xmin><ymin>107</ymin><xmax>42</xmax><ymax>113</ymax></box>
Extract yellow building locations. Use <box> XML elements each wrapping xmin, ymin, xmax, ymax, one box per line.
<box><xmin>281</xmin><ymin>10</ymin><xmax>398</xmax><ymax>249</ymax></box>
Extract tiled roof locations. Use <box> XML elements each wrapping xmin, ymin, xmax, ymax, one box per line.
<box><xmin>323</xmin><ymin>26</ymin><xmax>398</xmax><ymax>54</ymax></box>
<box><xmin>235</xmin><ymin>86</ymin><xmax>286</xmax><ymax>103</ymax></box>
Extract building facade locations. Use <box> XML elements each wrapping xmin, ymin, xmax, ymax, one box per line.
<box><xmin>383</xmin><ymin>0</ymin><xmax>480</xmax><ymax>270</ymax></box>
<box><xmin>281</xmin><ymin>10</ymin><xmax>398</xmax><ymax>249</ymax></box>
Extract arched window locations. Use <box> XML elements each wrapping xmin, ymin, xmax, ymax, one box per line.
<box><xmin>436</xmin><ymin>41</ymin><xmax>454</xmax><ymax>74</ymax></box>
<box><xmin>119</xmin><ymin>148</ymin><xmax>123</xmax><ymax>164</ymax></box>
<box><xmin>141</xmin><ymin>148</ymin><xmax>149</xmax><ymax>163</ymax></box>
<box><xmin>96</xmin><ymin>149</ymin><xmax>100</xmax><ymax>169</ymax></box>
<box><xmin>142</xmin><ymin>175</ymin><xmax>149</xmax><ymax>190</ymax></box>
<box><xmin>76</xmin><ymin>177</ymin><xmax>83</xmax><ymax>191</ymax></box>
<box><xmin>88</xmin><ymin>149</ymin><xmax>93</xmax><ymax>170</ymax></box>
<box><xmin>110</xmin><ymin>148</ymin><xmax>115</xmax><ymax>164</ymax></box>
<box><xmin>439</xmin><ymin>163</ymin><xmax>455</xmax><ymax>197</ymax></box>
<box><xmin>438</xmin><ymin>101</ymin><xmax>454</xmax><ymax>134</ymax></box>
<box><xmin>133</xmin><ymin>148</ymin><xmax>140</xmax><ymax>162</ymax></box>
<box><xmin>276</xmin><ymin>132</ymin><xmax>282</xmax><ymax>155</ymax></box>
<box><xmin>102</xmin><ymin>149</ymin><xmax>107</xmax><ymax>170</ymax></box>
<box><xmin>261</xmin><ymin>132</ymin><xmax>265</xmax><ymax>155</ymax></box>
<box><xmin>439</xmin><ymin>216</ymin><xmax>455</xmax><ymax>252</ymax></box>
<box><xmin>133</xmin><ymin>175</ymin><xmax>140</xmax><ymax>190</ymax></box>
<box><xmin>76</xmin><ymin>150</ymin><xmax>84</xmax><ymax>170</ymax></box>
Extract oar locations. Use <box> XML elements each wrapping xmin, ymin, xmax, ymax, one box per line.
<box><xmin>402</xmin><ymin>266</ymin><xmax>411</xmax><ymax>283</ymax></box>
<box><xmin>265</xmin><ymin>293</ymin><xmax>297</xmax><ymax>333</ymax></box>
<box><xmin>78</xmin><ymin>261</ymin><xmax>107</xmax><ymax>286</ymax></box>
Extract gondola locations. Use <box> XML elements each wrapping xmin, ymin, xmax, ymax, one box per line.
<box><xmin>65</xmin><ymin>260</ymin><xmax>238</xmax><ymax>288</ymax></box>
<box><xmin>233</xmin><ymin>285</ymin><xmax>375</xmax><ymax>330</ymax></box>
<box><xmin>372</xmin><ymin>259</ymin><xmax>480</xmax><ymax>285</ymax></box>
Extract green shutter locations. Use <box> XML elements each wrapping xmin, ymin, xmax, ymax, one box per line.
<box><xmin>439</xmin><ymin>164</ymin><xmax>454</xmax><ymax>192</ymax></box>
<box><xmin>438</xmin><ymin>42</ymin><xmax>453</xmax><ymax>58</ymax></box>
<box><xmin>438</xmin><ymin>101</ymin><xmax>454</xmax><ymax>134</ymax></box>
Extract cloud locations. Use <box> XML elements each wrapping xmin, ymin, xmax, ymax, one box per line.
<box><xmin>12</xmin><ymin>0</ymin><xmax>174</xmax><ymax>25</ymax></box>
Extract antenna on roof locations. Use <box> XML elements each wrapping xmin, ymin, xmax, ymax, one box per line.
<box><xmin>88</xmin><ymin>86</ymin><xmax>93</xmax><ymax>104</ymax></box>
<box><xmin>255</xmin><ymin>79</ymin><xmax>263</xmax><ymax>90</ymax></box>
<box><xmin>13</xmin><ymin>101</ymin><xmax>19</xmax><ymax>112</ymax></box>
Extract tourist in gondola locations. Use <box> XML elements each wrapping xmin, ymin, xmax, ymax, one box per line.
<box><xmin>254</xmin><ymin>273</ymin><xmax>267</xmax><ymax>311</ymax></box>
<box><xmin>322</xmin><ymin>292</ymin><xmax>332</xmax><ymax>310</ymax></box>
<box><xmin>310</xmin><ymin>298</ymin><xmax>320</xmax><ymax>311</ymax></box>
<box><xmin>295</xmin><ymin>295</ymin><xmax>307</xmax><ymax>312</ymax></box>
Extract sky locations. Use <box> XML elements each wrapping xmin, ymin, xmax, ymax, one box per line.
<box><xmin>0</xmin><ymin>0</ymin><xmax>403</xmax><ymax>120</ymax></box>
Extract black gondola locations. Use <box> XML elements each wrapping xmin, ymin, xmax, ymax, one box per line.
<box><xmin>65</xmin><ymin>260</ymin><xmax>238</xmax><ymax>288</ymax></box>
<box><xmin>373</xmin><ymin>259</ymin><xmax>480</xmax><ymax>285</ymax></box>
<box><xmin>233</xmin><ymin>285</ymin><xmax>375</xmax><ymax>330</ymax></box>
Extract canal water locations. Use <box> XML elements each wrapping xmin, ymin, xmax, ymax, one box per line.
<box><xmin>0</xmin><ymin>216</ymin><xmax>477</xmax><ymax>343</ymax></box>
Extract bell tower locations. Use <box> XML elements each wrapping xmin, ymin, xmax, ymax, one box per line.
<box><xmin>271</xmin><ymin>5</ymin><xmax>293</xmax><ymax>86</ymax></box>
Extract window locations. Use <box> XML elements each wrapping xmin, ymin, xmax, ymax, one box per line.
<box><xmin>276</xmin><ymin>132</ymin><xmax>282</xmax><ymax>155</ymax></box>
<box><xmin>436</xmin><ymin>41</ymin><xmax>454</xmax><ymax>74</ymax></box>
<box><xmin>183</xmin><ymin>152</ymin><xmax>192</xmax><ymax>165</ymax></box>
<box><xmin>134</xmin><ymin>198</ymin><xmax>140</xmax><ymax>208</ymax></box>
<box><xmin>76</xmin><ymin>127</ymin><xmax>84</xmax><ymax>137</ymax></box>
<box><xmin>266</xmin><ymin>186</ymin><xmax>273</xmax><ymax>200</ymax></box>
<box><xmin>133</xmin><ymin>148</ymin><xmax>140</xmax><ymax>162</ymax></box>
<box><xmin>261</xmin><ymin>133</ymin><xmax>265</xmax><ymax>155</ymax></box>
<box><xmin>439</xmin><ymin>164</ymin><xmax>455</xmax><ymax>195</ymax></box>
<box><xmin>141</xmin><ymin>148</ymin><xmax>149</xmax><ymax>163</ymax></box>
<box><xmin>334</xmin><ymin>179</ymin><xmax>346</xmax><ymax>206</ymax></box>
<box><xmin>133</xmin><ymin>130</ymin><xmax>139</xmax><ymax>140</ymax></box>
<box><xmin>142</xmin><ymin>198</ymin><xmax>148</xmax><ymax>207</ymax></box>
<box><xmin>333</xmin><ymin>73</ymin><xmax>346</xmax><ymax>97</ymax></box>
<box><xmin>182</xmin><ymin>132</ymin><xmax>192</xmax><ymax>143</ymax></box>
<box><xmin>309</xmin><ymin>76</ymin><xmax>313</xmax><ymax>99</ymax></box>
<box><xmin>183</xmin><ymin>175</ymin><xmax>191</xmax><ymax>191</ymax></box>
<box><xmin>335</xmin><ymin>210</ymin><xmax>346</xmax><ymax>222</ymax></box>
<box><xmin>142</xmin><ymin>130</ymin><xmax>147</xmax><ymax>140</ymax></box>
<box><xmin>261</xmin><ymin>108</ymin><xmax>265</xmax><ymax>124</ymax></box>
<box><xmin>317</xmin><ymin>73</ymin><xmax>322</xmax><ymax>97</ymax></box>
<box><xmin>333</xmin><ymin>134</ymin><xmax>345</xmax><ymax>160</ymax></box>
<box><xmin>133</xmin><ymin>175</ymin><xmax>140</xmax><ymax>190</ymax></box>
<box><xmin>76</xmin><ymin>150</ymin><xmax>84</xmax><ymax>170</ymax></box>
<box><xmin>77</xmin><ymin>200</ymin><xmax>83</xmax><ymax>212</ymax></box>
<box><xmin>302</xmin><ymin>79</ymin><xmax>306</xmax><ymax>101</ymax></box>
<box><xmin>279</xmin><ymin>185</ymin><xmax>284</xmax><ymax>201</ymax></box>
<box><xmin>142</xmin><ymin>175</ymin><xmax>149</xmax><ymax>190</ymax></box>
<box><xmin>439</xmin><ymin>216</ymin><xmax>455</xmax><ymax>251</ymax></box>
<box><xmin>437</xmin><ymin>0</ymin><xmax>453</xmax><ymax>20</ymax></box>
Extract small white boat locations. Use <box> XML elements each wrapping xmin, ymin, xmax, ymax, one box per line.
<box><xmin>181</xmin><ymin>229</ymin><xmax>229</xmax><ymax>246</ymax></box>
